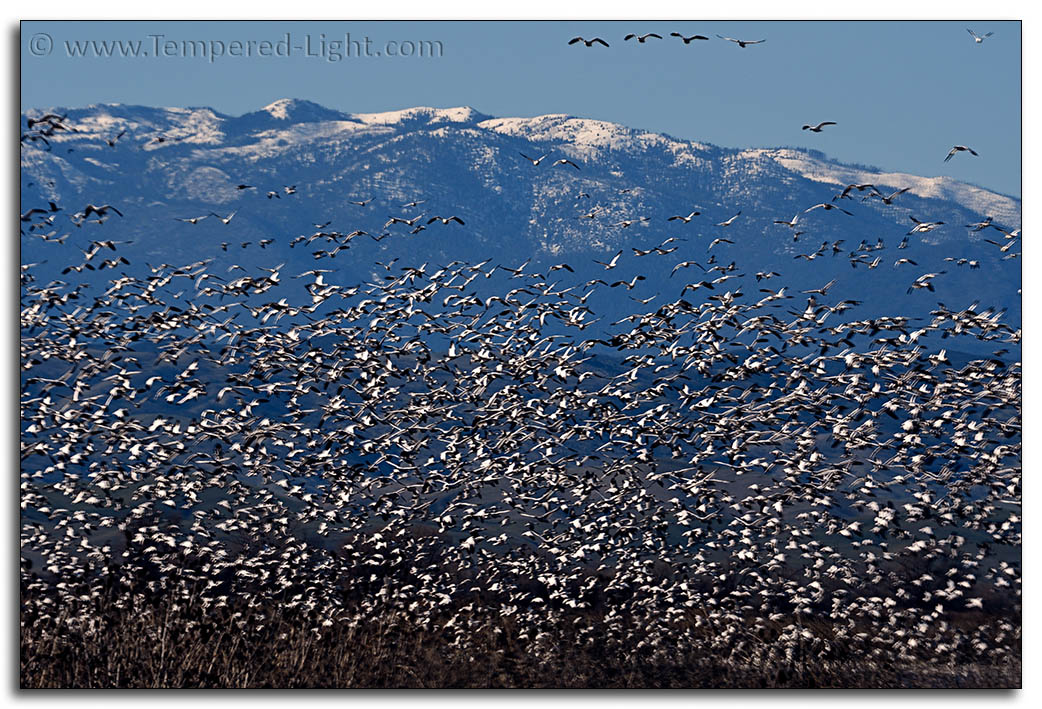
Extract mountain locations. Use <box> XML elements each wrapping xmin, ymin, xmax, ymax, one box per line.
<box><xmin>20</xmin><ymin>99</ymin><xmax>1021</xmax><ymax>342</ymax></box>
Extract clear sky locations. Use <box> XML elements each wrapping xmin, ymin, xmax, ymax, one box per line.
<box><xmin>21</xmin><ymin>19</ymin><xmax>1021</xmax><ymax>197</ymax></box>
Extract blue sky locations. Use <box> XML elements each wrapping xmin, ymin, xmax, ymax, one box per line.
<box><xmin>21</xmin><ymin>20</ymin><xmax>1021</xmax><ymax>197</ymax></box>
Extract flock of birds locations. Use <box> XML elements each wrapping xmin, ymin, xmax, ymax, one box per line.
<box><xmin>20</xmin><ymin>28</ymin><xmax>1019</xmax><ymax>685</ymax></box>
<box><xmin>571</xmin><ymin>32</ymin><xmax>766</xmax><ymax>47</ymax></box>
<box><xmin>568</xmin><ymin>28</ymin><xmax>995</xmax><ymax>49</ymax></box>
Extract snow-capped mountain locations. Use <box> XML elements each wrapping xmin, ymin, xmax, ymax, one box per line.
<box><xmin>21</xmin><ymin>99</ymin><xmax>1021</xmax><ymax>334</ymax></box>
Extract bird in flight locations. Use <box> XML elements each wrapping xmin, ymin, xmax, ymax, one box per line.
<box><xmin>385</xmin><ymin>214</ymin><xmax>426</xmax><ymax>228</ymax></box>
<box><xmin>210</xmin><ymin>211</ymin><xmax>237</xmax><ymax>225</ymax></box>
<box><xmin>804</xmin><ymin>203</ymin><xmax>853</xmax><ymax>216</ymax></box>
<box><xmin>802</xmin><ymin>278</ymin><xmax>837</xmax><ymax>296</ymax></box>
<box><xmin>717</xmin><ymin>35</ymin><xmax>766</xmax><ymax>48</ymax></box>
<box><xmin>966</xmin><ymin>217</ymin><xmax>994</xmax><ymax>232</ymax></box>
<box><xmin>671</xmin><ymin>260</ymin><xmax>706</xmax><ymax>277</ymax></box>
<box><xmin>520</xmin><ymin>152</ymin><xmax>551</xmax><ymax>166</ymax></box>
<box><xmin>716</xmin><ymin>211</ymin><xmax>742</xmax><ymax>227</ymax></box>
<box><xmin>907</xmin><ymin>216</ymin><xmax>945</xmax><ymax>234</ymax></box>
<box><xmin>553</xmin><ymin>158</ymin><xmax>581</xmax><ymax>170</ymax></box>
<box><xmin>614</xmin><ymin>217</ymin><xmax>650</xmax><ymax>228</ymax></box>
<box><xmin>873</xmin><ymin>187</ymin><xmax>911</xmax><ymax>205</ymax></box>
<box><xmin>670</xmin><ymin>32</ymin><xmax>710</xmax><ymax>44</ymax></box>
<box><xmin>802</xmin><ymin>121</ymin><xmax>837</xmax><ymax>133</ymax></box>
<box><xmin>593</xmin><ymin>250</ymin><xmax>623</xmax><ymax>270</ymax></box>
<box><xmin>427</xmin><ymin>216</ymin><xmax>466</xmax><ymax>226</ymax></box>
<box><xmin>79</xmin><ymin>204</ymin><xmax>123</xmax><ymax>219</ymax></box>
<box><xmin>668</xmin><ymin>211</ymin><xmax>701</xmax><ymax>223</ymax></box>
<box><xmin>967</xmin><ymin>29</ymin><xmax>994</xmax><ymax>44</ymax></box>
<box><xmin>944</xmin><ymin>145</ymin><xmax>979</xmax><ymax>162</ymax></box>
<box><xmin>624</xmin><ymin>33</ymin><xmax>663</xmax><ymax>43</ymax></box>
<box><xmin>569</xmin><ymin>37</ymin><xmax>609</xmax><ymax>47</ymax></box>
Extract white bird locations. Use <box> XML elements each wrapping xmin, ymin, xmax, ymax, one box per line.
<box><xmin>209</xmin><ymin>211</ymin><xmax>237</xmax><ymax>225</ymax></box>
<box><xmin>552</xmin><ymin>158</ymin><xmax>581</xmax><ymax>170</ymax></box>
<box><xmin>668</xmin><ymin>211</ymin><xmax>700</xmax><ymax>223</ymax></box>
<box><xmin>593</xmin><ymin>250</ymin><xmax>623</xmax><ymax>270</ymax></box>
<box><xmin>519</xmin><ymin>151</ymin><xmax>551</xmax><ymax>166</ymax></box>
<box><xmin>426</xmin><ymin>216</ymin><xmax>465</xmax><ymax>226</ymax></box>
<box><xmin>907</xmin><ymin>216</ymin><xmax>945</xmax><ymax>234</ymax></box>
<box><xmin>967</xmin><ymin>29</ymin><xmax>993</xmax><ymax>44</ymax></box>
<box><xmin>716</xmin><ymin>211</ymin><xmax>742</xmax><ymax>227</ymax></box>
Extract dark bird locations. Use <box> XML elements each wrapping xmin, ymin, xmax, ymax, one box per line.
<box><xmin>79</xmin><ymin>204</ymin><xmax>123</xmax><ymax>219</ymax></box>
<box><xmin>802</xmin><ymin>121</ymin><xmax>837</xmax><ymax>133</ymax></box>
<box><xmin>944</xmin><ymin>145</ymin><xmax>979</xmax><ymax>162</ymax></box>
<box><xmin>670</xmin><ymin>32</ymin><xmax>710</xmax><ymax>44</ymax></box>
<box><xmin>568</xmin><ymin>37</ymin><xmax>610</xmax><ymax>47</ymax></box>
<box><xmin>624</xmin><ymin>33</ymin><xmax>663</xmax><ymax>43</ymax></box>
<box><xmin>106</xmin><ymin>129</ymin><xmax>126</xmax><ymax>147</ymax></box>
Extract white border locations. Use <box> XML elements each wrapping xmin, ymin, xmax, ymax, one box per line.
<box><xmin>6</xmin><ymin>1</ymin><xmax>1033</xmax><ymax>705</ymax></box>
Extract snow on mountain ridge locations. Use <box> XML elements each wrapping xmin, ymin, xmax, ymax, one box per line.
<box><xmin>350</xmin><ymin>106</ymin><xmax>488</xmax><ymax>126</ymax></box>
<box><xmin>752</xmin><ymin>148</ymin><xmax>1020</xmax><ymax>228</ymax></box>
<box><xmin>21</xmin><ymin>100</ymin><xmax>1020</xmax><ymax>228</ymax></box>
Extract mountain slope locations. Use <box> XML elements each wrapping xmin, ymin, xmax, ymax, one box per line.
<box><xmin>21</xmin><ymin>99</ymin><xmax>1021</xmax><ymax>337</ymax></box>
